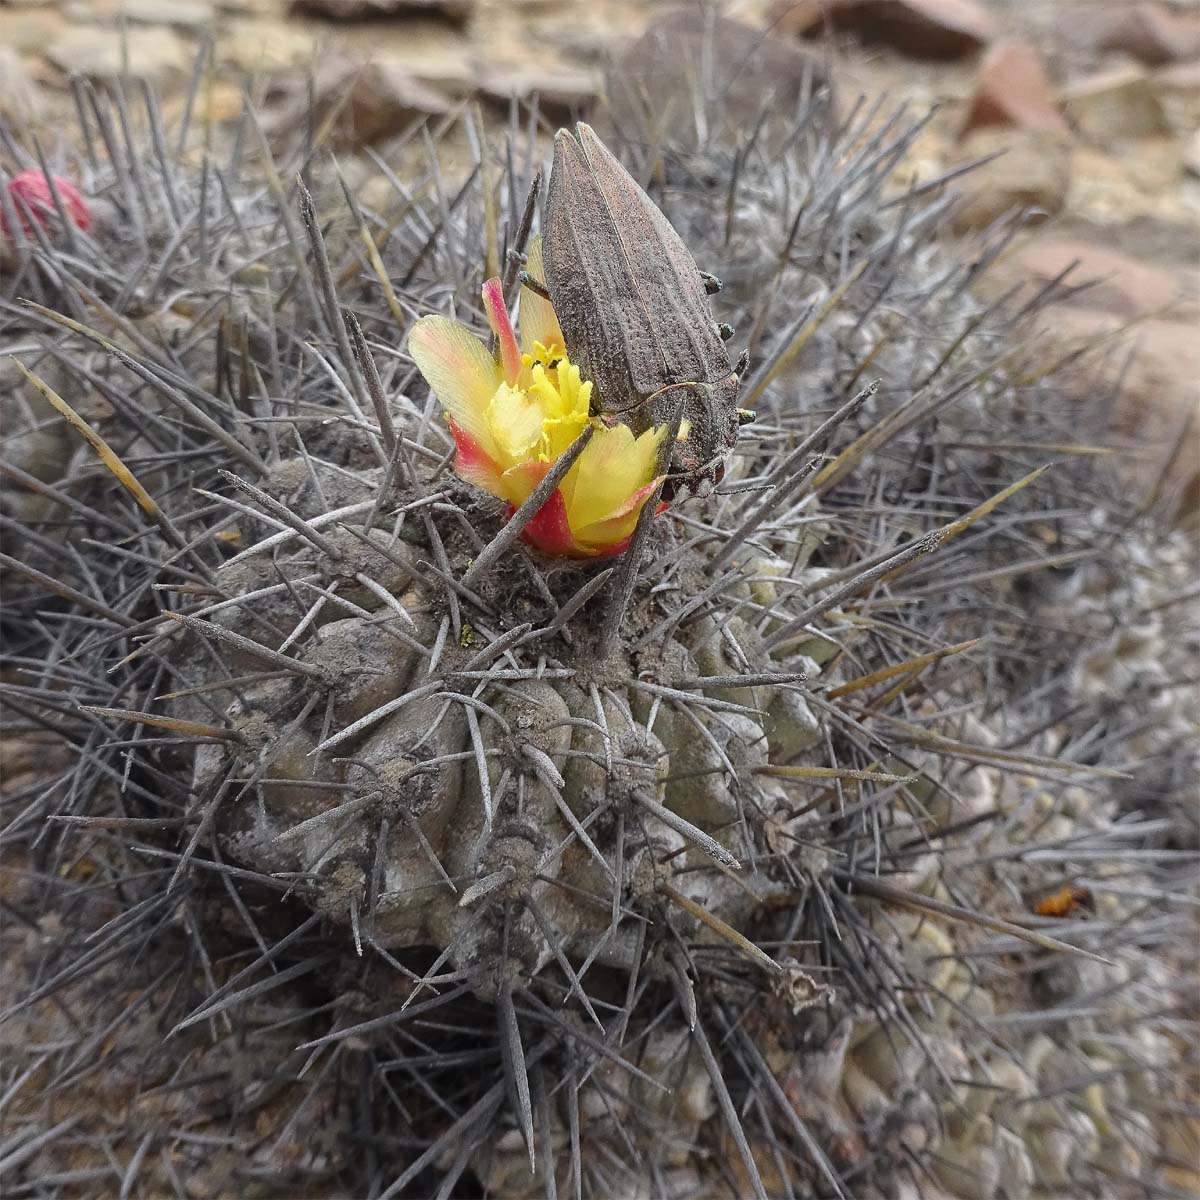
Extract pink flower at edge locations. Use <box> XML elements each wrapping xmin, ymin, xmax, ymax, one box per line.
<box><xmin>2</xmin><ymin>171</ymin><xmax>92</xmax><ymax>242</ymax></box>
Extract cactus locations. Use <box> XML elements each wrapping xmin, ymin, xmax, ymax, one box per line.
<box><xmin>2</xmin><ymin>21</ymin><xmax>1195</xmax><ymax>1200</ymax></box>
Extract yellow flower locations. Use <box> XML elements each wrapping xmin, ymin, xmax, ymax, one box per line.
<box><xmin>407</xmin><ymin>237</ymin><xmax>667</xmax><ymax>558</ymax></box>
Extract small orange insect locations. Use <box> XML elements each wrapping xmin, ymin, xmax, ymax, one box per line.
<box><xmin>1033</xmin><ymin>885</ymin><xmax>1094</xmax><ymax>918</ymax></box>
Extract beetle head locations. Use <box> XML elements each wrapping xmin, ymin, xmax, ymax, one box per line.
<box><xmin>651</xmin><ymin>376</ymin><xmax>742</xmax><ymax>500</ymax></box>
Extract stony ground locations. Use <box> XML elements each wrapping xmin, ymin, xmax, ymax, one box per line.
<box><xmin>3</xmin><ymin>0</ymin><xmax>1196</xmax><ymax>517</ymax></box>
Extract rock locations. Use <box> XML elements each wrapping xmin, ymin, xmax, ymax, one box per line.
<box><xmin>978</xmin><ymin>229</ymin><xmax>1200</xmax><ymax>522</ymax></box>
<box><xmin>0</xmin><ymin>9</ymin><xmax>64</xmax><ymax>54</ymax></box>
<box><xmin>402</xmin><ymin>55</ymin><xmax>478</xmax><ymax>96</ymax></box>
<box><xmin>1069</xmin><ymin>141</ymin><xmax>1186</xmax><ymax>223</ymax></box>
<box><xmin>121</xmin><ymin>0</ymin><xmax>215</xmax><ymax>28</ymax></box>
<box><xmin>1088</xmin><ymin>3</ymin><xmax>1200</xmax><ymax>66</ymax></box>
<box><xmin>163</xmin><ymin>79</ymin><xmax>247</xmax><ymax>126</ymax></box>
<box><xmin>1186</xmin><ymin>129</ymin><xmax>1200</xmax><ymax>179</ymax></box>
<box><xmin>0</xmin><ymin>46</ymin><xmax>44</xmax><ymax>127</ymax></box>
<box><xmin>1061</xmin><ymin>65</ymin><xmax>1170</xmax><ymax>143</ymax></box>
<box><xmin>43</xmin><ymin>26</ymin><xmax>187</xmax><ymax>84</ymax></box>
<box><xmin>607</xmin><ymin>10</ymin><xmax>835</xmax><ymax>153</ymax></box>
<box><xmin>994</xmin><ymin>237</ymin><xmax>1180</xmax><ymax>319</ymax></box>
<box><xmin>289</xmin><ymin>0</ymin><xmax>474</xmax><ymax>20</ymax></box>
<box><xmin>476</xmin><ymin>64</ymin><xmax>602</xmax><ymax>118</ymax></box>
<box><xmin>1155</xmin><ymin>58</ymin><xmax>1200</xmax><ymax>98</ymax></box>
<box><xmin>960</xmin><ymin>40</ymin><xmax>1068</xmax><ymax>138</ymax></box>
<box><xmin>1060</xmin><ymin>310</ymin><xmax>1200</xmax><ymax>520</ymax></box>
<box><xmin>265</xmin><ymin>55</ymin><xmax>450</xmax><ymax>148</ymax></box>
<box><xmin>215</xmin><ymin>0</ymin><xmax>284</xmax><ymax>11</ymax></box>
<box><xmin>531</xmin><ymin>10</ymin><xmax>630</xmax><ymax>64</ymax></box>
<box><xmin>950</xmin><ymin>129</ymin><xmax>1072</xmax><ymax>233</ymax></box>
<box><xmin>772</xmin><ymin>0</ymin><xmax>995</xmax><ymax>59</ymax></box>
<box><xmin>60</xmin><ymin>0</ymin><xmax>106</xmax><ymax>21</ymax></box>
<box><xmin>222</xmin><ymin>19</ymin><xmax>314</xmax><ymax>72</ymax></box>
<box><xmin>63</xmin><ymin>0</ymin><xmax>192</xmax><ymax>22</ymax></box>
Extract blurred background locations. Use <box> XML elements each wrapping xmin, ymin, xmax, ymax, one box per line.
<box><xmin>1</xmin><ymin>0</ymin><xmax>1197</xmax><ymax>510</ymax></box>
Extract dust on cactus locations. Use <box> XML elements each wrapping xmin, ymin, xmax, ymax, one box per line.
<box><xmin>1</xmin><ymin>17</ymin><xmax>1196</xmax><ymax>1200</ymax></box>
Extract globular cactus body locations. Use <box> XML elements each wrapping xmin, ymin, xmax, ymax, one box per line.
<box><xmin>1</xmin><ymin>16</ymin><xmax>1195</xmax><ymax>1200</ymax></box>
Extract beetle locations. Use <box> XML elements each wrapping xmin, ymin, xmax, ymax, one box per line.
<box><xmin>1032</xmin><ymin>885</ymin><xmax>1094</xmax><ymax>918</ymax></box>
<box><xmin>536</xmin><ymin>122</ymin><xmax>751</xmax><ymax>498</ymax></box>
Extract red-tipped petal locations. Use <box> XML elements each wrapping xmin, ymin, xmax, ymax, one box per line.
<box><xmin>498</xmin><ymin>461</ymin><xmax>587</xmax><ymax>556</ymax></box>
<box><xmin>575</xmin><ymin>482</ymin><xmax>666</xmax><ymax>552</ymax></box>
<box><xmin>448</xmin><ymin>419</ymin><xmax>504</xmax><ymax>497</ymax></box>
<box><xmin>590</xmin><ymin>533</ymin><xmax>634</xmax><ymax>558</ymax></box>
<box><xmin>482</xmin><ymin>276</ymin><xmax>522</xmax><ymax>386</ymax></box>
<box><xmin>408</xmin><ymin>316</ymin><xmax>500</xmax><ymax>459</ymax></box>
<box><xmin>519</xmin><ymin>488</ymin><xmax>588</xmax><ymax>557</ymax></box>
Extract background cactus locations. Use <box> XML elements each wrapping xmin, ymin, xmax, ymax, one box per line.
<box><xmin>2</xmin><ymin>20</ymin><xmax>1195</xmax><ymax>1200</ymax></box>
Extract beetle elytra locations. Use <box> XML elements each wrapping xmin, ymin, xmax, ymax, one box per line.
<box><xmin>540</xmin><ymin>122</ymin><xmax>750</xmax><ymax>497</ymax></box>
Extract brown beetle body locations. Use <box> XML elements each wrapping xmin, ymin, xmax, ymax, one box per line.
<box><xmin>544</xmin><ymin>123</ymin><xmax>745</xmax><ymax>495</ymax></box>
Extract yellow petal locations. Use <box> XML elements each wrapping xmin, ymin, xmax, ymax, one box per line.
<box><xmin>496</xmin><ymin>459</ymin><xmax>546</xmax><ymax>510</ymax></box>
<box><xmin>566</xmin><ymin>423</ymin><xmax>665</xmax><ymax>531</ymax></box>
<box><xmin>488</xmin><ymin>382</ymin><xmax>546</xmax><ymax>467</ymax></box>
<box><xmin>573</xmin><ymin>479</ymin><xmax>660</xmax><ymax>549</ymax></box>
<box><xmin>518</xmin><ymin>235</ymin><xmax>565</xmax><ymax>355</ymax></box>
<box><xmin>408</xmin><ymin>316</ymin><xmax>501</xmax><ymax>461</ymax></box>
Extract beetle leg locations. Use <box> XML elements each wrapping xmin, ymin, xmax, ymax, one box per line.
<box><xmin>699</xmin><ymin>270</ymin><xmax>723</xmax><ymax>296</ymax></box>
<box><xmin>734</xmin><ymin>349</ymin><xmax>750</xmax><ymax>377</ymax></box>
<box><xmin>717</xmin><ymin>322</ymin><xmax>734</xmax><ymax>341</ymax></box>
<box><xmin>737</xmin><ymin>409</ymin><xmax>756</xmax><ymax>426</ymax></box>
<box><xmin>518</xmin><ymin>270</ymin><xmax>552</xmax><ymax>301</ymax></box>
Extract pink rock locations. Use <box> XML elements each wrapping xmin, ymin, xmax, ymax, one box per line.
<box><xmin>1001</xmin><ymin>237</ymin><xmax>1180</xmax><ymax>319</ymax></box>
<box><xmin>1091</xmin><ymin>3</ymin><xmax>1200</xmax><ymax>66</ymax></box>
<box><xmin>1054</xmin><ymin>308</ymin><xmax>1200</xmax><ymax>521</ymax></box>
<box><xmin>1061</xmin><ymin>65</ymin><xmax>1170</xmax><ymax>142</ymax></box>
<box><xmin>982</xmin><ymin>234</ymin><xmax>1199</xmax><ymax>521</ymax></box>
<box><xmin>290</xmin><ymin>0</ymin><xmax>474</xmax><ymax>20</ymax></box>
<box><xmin>263</xmin><ymin>55</ymin><xmax>451</xmax><ymax>149</ymax></box>
<box><xmin>961</xmin><ymin>40</ymin><xmax>1069</xmax><ymax>138</ymax></box>
<box><xmin>2</xmin><ymin>170</ymin><xmax>92</xmax><ymax>243</ymax></box>
<box><xmin>609</xmin><ymin>10</ymin><xmax>836</xmax><ymax>151</ymax></box>
<box><xmin>949</xmin><ymin>129</ymin><xmax>1073</xmax><ymax>233</ymax></box>
<box><xmin>773</xmin><ymin>0</ymin><xmax>995</xmax><ymax>59</ymax></box>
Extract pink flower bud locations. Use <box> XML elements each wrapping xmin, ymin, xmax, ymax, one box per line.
<box><xmin>3</xmin><ymin>170</ymin><xmax>92</xmax><ymax>242</ymax></box>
